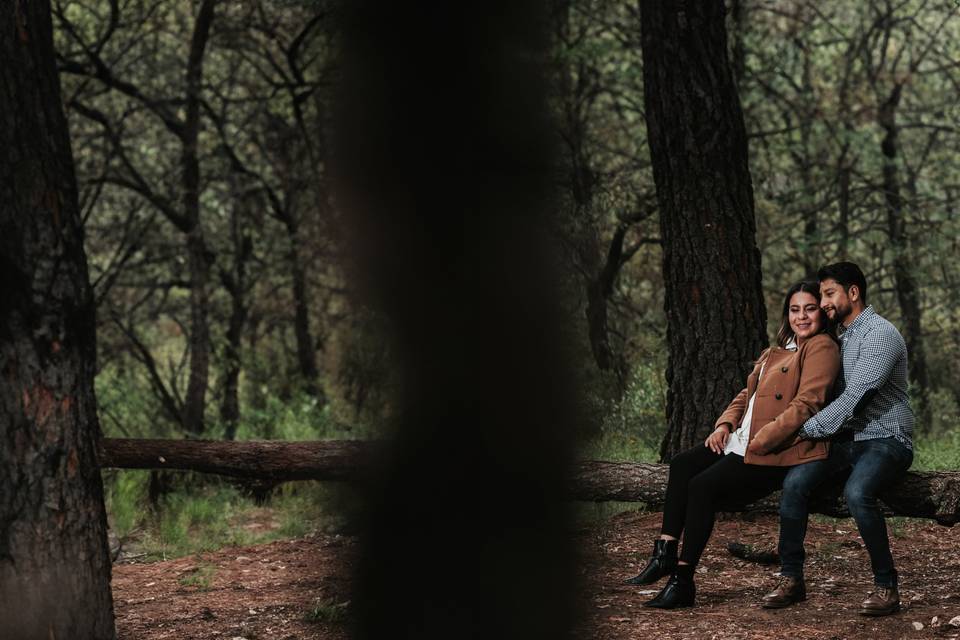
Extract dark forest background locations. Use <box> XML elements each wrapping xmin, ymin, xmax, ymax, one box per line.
<box><xmin>57</xmin><ymin>0</ymin><xmax>960</xmax><ymax>456</ymax></box>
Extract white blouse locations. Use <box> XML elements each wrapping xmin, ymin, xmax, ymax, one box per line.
<box><xmin>724</xmin><ymin>339</ymin><xmax>797</xmax><ymax>457</ymax></box>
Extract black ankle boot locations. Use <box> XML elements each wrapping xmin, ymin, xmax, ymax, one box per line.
<box><xmin>625</xmin><ymin>539</ymin><xmax>678</xmax><ymax>585</ymax></box>
<box><xmin>644</xmin><ymin>565</ymin><xmax>696</xmax><ymax>609</ymax></box>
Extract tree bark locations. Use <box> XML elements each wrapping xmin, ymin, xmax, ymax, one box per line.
<box><xmin>569</xmin><ymin>460</ymin><xmax>960</xmax><ymax>526</ymax></box>
<box><xmin>97</xmin><ymin>439</ymin><xmax>960</xmax><ymax>525</ymax></box>
<box><xmin>0</xmin><ymin>2</ymin><xmax>116</xmax><ymax>637</ymax></box>
<box><xmin>639</xmin><ymin>0</ymin><xmax>767</xmax><ymax>461</ymax></box>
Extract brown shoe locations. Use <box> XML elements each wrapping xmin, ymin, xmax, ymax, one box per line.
<box><xmin>859</xmin><ymin>587</ymin><xmax>900</xmax><ymax>616</ymax></box>
<box><xmin>761</xmin><ymin>576</ymin><xmax>806</xmax><ymax>609</ymax></box>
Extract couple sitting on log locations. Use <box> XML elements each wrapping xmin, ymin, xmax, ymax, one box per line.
<box><xmin>626</xmin><ymin>262</ymin><xmax>914</xmax><ymax>616</ymax></box>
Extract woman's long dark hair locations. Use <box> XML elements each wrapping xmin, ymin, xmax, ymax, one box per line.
<box><xmin>776</xmin><ymin>280</ymin><xmax>829</xmax><ymax>347</ymax></box>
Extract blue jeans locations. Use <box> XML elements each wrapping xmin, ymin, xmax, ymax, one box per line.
<box><xmin>778</xmin><ymin>437</ymin><xmax>913</xmax><ymax>587</ymax></box>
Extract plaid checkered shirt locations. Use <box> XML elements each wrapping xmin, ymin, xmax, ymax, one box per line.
<box><xmin>799</xmin><ymin>305</ymin><xmax>914</xmax><ymax>449</ymax></box>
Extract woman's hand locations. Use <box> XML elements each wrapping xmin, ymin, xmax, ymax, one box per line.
<box><xmin>705</xmin><ymin>424</ymin><xmax>731</xmax><ymax>454</ymax></box>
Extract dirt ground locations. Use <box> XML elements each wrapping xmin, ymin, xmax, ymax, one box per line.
<box><xmin>112</xmin><ymin>511</ymin><xmax>960</xmax><ymax>639</ymax></box>
<box><xmin>112</xmin><ymin>532</ymin><xmax>353</xmax><ymax>640</ymax></box>
<box><xmin>579</xmin><ymin>511</ymin><xmax>960</xmax><ymax>640</ymax></box>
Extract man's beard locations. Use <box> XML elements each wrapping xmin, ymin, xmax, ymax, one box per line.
<box><xmin>833</xmin><ymin>301</ymin><xmax>853</xmax><ymax>326</ymax></box>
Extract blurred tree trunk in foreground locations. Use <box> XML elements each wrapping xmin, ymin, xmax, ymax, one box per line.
<box><xmin>0</xmin><ymin>2</ymin><xmax>115</xmax><ymax>637</ymax></box>
<box><xmin>639</xmin><ymin>0</ymin><xmax>767</xmax><ymax>460</ymax></box>
<box><xmin>335</xmin><ymin>2</ymin><xmax>581</xmax><ymax>639</ymax></box>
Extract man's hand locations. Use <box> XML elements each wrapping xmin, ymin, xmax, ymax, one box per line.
<box><xmin>705</xmin><ymin>424</ymin><xmax>731</xmax><ymax>454</ymax></box>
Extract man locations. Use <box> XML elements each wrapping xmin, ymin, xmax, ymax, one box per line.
<box><xmin>757</xmin><ymin>262</ymin><xmax>914</xmax><ymax>616</ymax></box>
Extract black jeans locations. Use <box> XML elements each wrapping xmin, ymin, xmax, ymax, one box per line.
<box><xmin>778</xmin><ymin>437</ymin><xmax>913</xmax><ymax>587</ymax></box>
<box><xmin>661</xmin><ymin>445</ymin><xmax>790</xmax><ymax>566</ymax></box>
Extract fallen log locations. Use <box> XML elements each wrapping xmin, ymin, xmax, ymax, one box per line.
<box><xmin>98</xmin><ymin>439</ymin><xmax>960</xmax><ymax>525</ymax></box>
<box><xmin>98</xmin><ymin>438</ymin><xmax>371</xmax><ymax>482</ymax></box>
<box><xmin>571</xmin><ymin>460</ymin><xmax>960</xmax><ymax>526</ymax></box>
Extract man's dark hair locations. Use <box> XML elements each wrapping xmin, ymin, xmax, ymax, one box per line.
<box><xmin>818</xmin><ymin>261</ymin><xmax>868</xmax><ymax>302</ymax></box>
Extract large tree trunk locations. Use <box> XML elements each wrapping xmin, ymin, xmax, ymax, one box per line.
<box><xmin>0</xmin><ymin>3</ymin><xmax>116</xmax><ymax>637</ymax></box>
<box><xmin>335</xmin><ymin>3</ymin><xmax>581</xmax><ymax>638</ymax></box>
<box><xmin>97</xmin><ymin>439</ymin><xmax>960</xmax><ymax>525</ymax></box>
<box><xmin>877</xmin><ymin>84</ymin><xmax>931</xmax><ymax>431</ymax></box>
<box><xmin>639</xmin><ymin>0</ymin><xmax>767</xmax><ymax>461</ymax></box>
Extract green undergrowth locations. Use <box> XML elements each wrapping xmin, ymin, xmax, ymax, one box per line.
<box><xmin>913</xmin><ymin>430</ymin><xmax>960</xmax><ymax>471</ymax></box>
<box><xmin>103</xmin><ymin>471</ymin><xmax>353</xmax><ymax>562</ymax></box>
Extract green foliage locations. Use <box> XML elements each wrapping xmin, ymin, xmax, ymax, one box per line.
<box><xmin>95</xmin><ymin>369</ymin><xmax>172</xmax><ymax>439</ymax></box>
<box><xmin>584</xmin><ymin>360</ymin><xmax>666</xmax><ymax>463</ymax></box>
<box><xmin>925</xmin><ymin>389</ymin><xmax>960</xmax><ymax>440</ymax></box>
<box><xmin>913</xmin><ymin>428</ymin><xmax>960</xmax><ymax>471</ymax></box>
<box><xmin>229</xmin><ymin>390</ymin><xmax>372</xmax><ymax>442</ymax></box>
<box><xmin>102</xmin><ymin>470</ymin><xmax>150</xmax><ymax>540</ymax></box>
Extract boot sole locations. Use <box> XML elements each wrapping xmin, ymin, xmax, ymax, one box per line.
<box><xmin>624</xmin><ymin>565</ymin><xmax>676</xmax><ymax>585</ymax></box>
<box><xmin>643</xmin><ymin>600</ymin><xmax>695</xmax><ymax>609</ymax></box>
<box><xmin>761</xmin><ymin>594</ymin><xmax>806</xmax><ymax>609</ymax></box>
<box><xmin>858</xmin><ymin>604</ymin><xmax>900</xmax><ymax>617</ymax></box>
<box><xmin>624</xmin><ymin>574</ymin><xmax>669</xmax><ymax>586</ymax></box>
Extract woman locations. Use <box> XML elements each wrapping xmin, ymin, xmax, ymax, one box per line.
<box><xmin>624</xmin><ymin>280</ymin><xmax>840</xmax><ymax>609</ymax></box>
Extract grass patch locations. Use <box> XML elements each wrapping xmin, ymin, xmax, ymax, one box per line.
<box><xmin>913</xmin><ymin>431</ymin><xmax>960</xmax><ymax>471</ymax></box>
<box><xmin>887</xmin><ymin>516</ymin><xmax>909</xmax><ymax>539</ymax></box>
<box><xmin>304</xmin><ymin>598</ymin><xmax>350</xmax><ymax>625</ymax></box>
<box><xmin>572</xmin><ymin>501</ymin><xmax>648</xmax><ymax>527</ymax></box>
<box><xmin>103</xmin><ymin>470</ymin><xmax>355</xmax><ymax>562</ymax></box>
<box><xmin>178</xmin><ymin>562</ymin><xmax>216</xmax><ymax>591</ymax></box>
<box><xmin>136</xmin><ymin>483</ymin><xmax>261</xmax><ymax>561</ymax></box>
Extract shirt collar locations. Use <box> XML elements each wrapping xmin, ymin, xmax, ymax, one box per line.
<box><xmin>784</xmin><ymin>338</ymin><xmax>798</xmax><ymax>351</ymax></box>
<box><xmin>840</xmin><ymin>305</ymin><xmax>875</xmax><ymax>338</ymax></box>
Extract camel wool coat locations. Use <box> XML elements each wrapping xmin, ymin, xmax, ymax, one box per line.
<box><xmin>714</xmin><ymin>332</ymin><xmax>841</xmax><ymax>466</ymax></box>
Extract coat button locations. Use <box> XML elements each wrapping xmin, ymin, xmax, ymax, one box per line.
<box><xmin>781</xmin><ymin>366</ymin><xmax>788</xmax><ymax>373</ymax></box>
<box><xmin>775</xmin><ymin>393</ymin><xmax>783</xmax><ymax>400</ymax></box>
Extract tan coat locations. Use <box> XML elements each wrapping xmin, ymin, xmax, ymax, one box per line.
<box><xmin>714</xmin><ymin>332</ymin><xmax>841</xmax><ymax>467</ymax></box>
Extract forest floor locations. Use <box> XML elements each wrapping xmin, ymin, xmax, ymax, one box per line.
<box><xmin>112</xmin><ymin>510</ymin><xmax>960</xmax><ymax>639</ymax></box>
